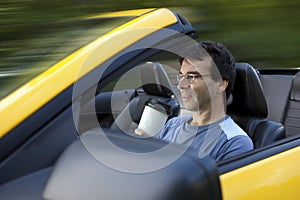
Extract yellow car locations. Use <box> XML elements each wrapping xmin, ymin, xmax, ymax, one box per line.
<box><xmin>0</xmin><ymin>8</ymin><xmax>300</xmax><ymax>200</ymax></box>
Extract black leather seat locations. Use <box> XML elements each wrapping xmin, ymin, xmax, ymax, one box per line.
<box><xmin>283</xmin><ymin>71</ymin><xmax>300</xmax><ymax>137</ymax></box>
<box><xmin>227</xmin><ymin>63</ymin><xmax>285</xmax><ymax>148</ymax></box>
<box><xmin>111</xmin><ymin>62</ymin><xmax>180</xmax><ymax>135</ymax></box>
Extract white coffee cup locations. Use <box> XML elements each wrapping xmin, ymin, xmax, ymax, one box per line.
<box><xmin>138</xmin><ymin>102</ymin><xmax>169</xmax><ymax>137</ymax></box>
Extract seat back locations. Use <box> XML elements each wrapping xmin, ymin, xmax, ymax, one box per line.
<box><xmin>283</xmin><ymin>71</ymin><xmax>300</xmax><ymax>137</ymax></box>
<box><xmin>227</xmin><ymin>63</ymin><xmax>285</xmax><ymax>148</ymax></box>
<box><xmin>111</xmin><ymin>62</ymin><xmax>180</xmax><ymax>134</ymax></box>
<box><xmin>260</xmin><ymin>74</ymin><xmax>293</xmax><ymax>123</ymax></box>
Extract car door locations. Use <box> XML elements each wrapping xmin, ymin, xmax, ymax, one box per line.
<box><xmin>218</xmin><ymin>134</ymin><xmax>300</xmax><ymax>199</ymax></box>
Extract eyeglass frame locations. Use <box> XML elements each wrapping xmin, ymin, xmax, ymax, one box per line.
<box><xmin>176</xmin><ymin>72</ymin><xmax>211</xmax><ymax>83</ymax></box>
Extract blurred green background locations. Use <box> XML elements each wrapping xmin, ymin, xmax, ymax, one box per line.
<box><xmin>1</xmin><ymin>0</ymin><xmax>300</xmax><ymax>97</ymax></box>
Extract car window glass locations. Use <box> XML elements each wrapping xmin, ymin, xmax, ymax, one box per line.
<box><xmin>99</xmin><ymin>52</ymin><xmax>181</xmax><ymax>94</ymax></box>
<box><xmin>80</xmin><ymin>50</ymin><xmax>182</xmax><ymax>133</ymax></box>
<box><xmin>147</xmin><ymin>51</ymin><xmax>181</xmax><ymax>85</ymax></box>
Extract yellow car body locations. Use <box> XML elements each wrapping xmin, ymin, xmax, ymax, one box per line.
<box><xmin>221</xmin><ymin>146</ymin><xmax>300</xmax><ymax>199</ymax></box>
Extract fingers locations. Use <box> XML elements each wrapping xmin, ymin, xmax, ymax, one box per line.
<box><xmin>134</xmin><ymin>128</ymin><xmax>150</xmax><ymax>137</ymax></box>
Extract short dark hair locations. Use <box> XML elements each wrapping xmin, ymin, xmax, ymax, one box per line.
<box><xmin>179</xmin><ymin>41</ymin><xmax>236</xmax><ymax>99</ymax></box>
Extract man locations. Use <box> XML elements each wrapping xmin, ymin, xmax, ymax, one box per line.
<box><xmin>158</xmin><ymin>41</ymin><xmax>253</xmax><ymax>161</ymax></box>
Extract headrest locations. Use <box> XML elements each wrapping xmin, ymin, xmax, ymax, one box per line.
<box><xmin>140</xmin><ymin>62</ymin><xmax>174</xmax><ymax>98</ymax></box>
<box><xmin>290</xmin><ymin>71</ymin><xmax>300</xmax><ymax>101</ymax></box>
<box><xmin>227</xmin><ymin>63</ymin><xmax>268</xmax><ymax>117</ymax></box>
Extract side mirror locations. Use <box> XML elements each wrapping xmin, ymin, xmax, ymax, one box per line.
<box><xmin>44</xmin><ymin>129</ymin><xmax>222</xmax><ymax>200</ymax></box>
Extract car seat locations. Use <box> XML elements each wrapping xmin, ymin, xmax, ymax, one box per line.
<box><xmin>283</xmin><ymin>71</ymin><xmax>300</xmax><ymax>137</ymax></box>
<box><xmin>227</xmin><ymin>63</ymin><xmax>285</xmax><ymax>148</ymax></box>
<box><xmin>111</xmin><ymin>62</ymin><xmax>180</xmax><ymax>135</ymax></box>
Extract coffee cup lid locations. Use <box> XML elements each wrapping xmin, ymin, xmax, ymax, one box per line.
<box><xmin>145</xmin><ymin>98</ymin><xmax>171</xmax><ymax>115</ymax></box>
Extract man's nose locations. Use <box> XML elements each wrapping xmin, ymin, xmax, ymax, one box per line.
<box><xmin>177</xmin><ymin>78</ymin><xmax>189</xmax><ymax>90</ymax></box>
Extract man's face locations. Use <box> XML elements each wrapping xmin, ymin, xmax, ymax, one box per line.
<box><xmin>177</xmin><ymin>56</ymin><xmax>220</xmax><ymax>112</ymax></box>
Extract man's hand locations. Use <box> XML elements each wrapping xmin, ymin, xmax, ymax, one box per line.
<box><xmin>134</xmin><ymin>128</ymin><xmax>151</xmax><ymax>137</ymax></box>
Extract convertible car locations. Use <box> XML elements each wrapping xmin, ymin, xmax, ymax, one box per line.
<box><xmin>0</xmin><ymin>8</ymin><xmax>300</xmax><ymax>200</ymax></box>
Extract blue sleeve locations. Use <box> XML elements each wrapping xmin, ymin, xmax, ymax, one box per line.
<box><xmin>216</xmin><ymin>136</ymin><xmax>253</xmax><ymax>161</ymax></box>
<box><xmin>159</xmin><ymin>117</ymin><xmax>176</xmax><ymax>140</ymax></box>
<box><xmin>158</xmin><ymin>117</ymin><xmax>184</xmax><ymax>142</ymax></box>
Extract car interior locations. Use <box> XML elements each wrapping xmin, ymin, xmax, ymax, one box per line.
<box><xmin>260</xmin><ymin>69</ymin><xmax>300</xmax><ymax>137</ymax></box>
<box><xmin>279</xmin><ymin>71</ymin><xmax>300</xmax><ymax>137</ymax></box>
<box><xmin>88</xmin><ymin>59</ymin><xmax>294</xmax><ymax>148</ymax></box>
<box><xmin>227</xmin><ymin>62</ymin><xmax>285</xmax><ymax>148</ymax></box>
<box><xmin>110</xmin><ymin>62</ymin><xmax>180</xmax><ymax>135</ymax></box>
<box><xmin>76</xmin><ymin>56</ymin><xmax>300</xmax><ymax>177</ymax></box>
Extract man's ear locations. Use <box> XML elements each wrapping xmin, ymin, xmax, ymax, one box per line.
<box><xmin>218</xmin><ymin>79</ymin><xmax>229</xmax><ymax>93</ymax></box>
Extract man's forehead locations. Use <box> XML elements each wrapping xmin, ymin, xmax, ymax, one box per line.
<box><xmin>182</xmin><ymin>57</ymin><xmax>213</xmax><ymax>72</ymax></box>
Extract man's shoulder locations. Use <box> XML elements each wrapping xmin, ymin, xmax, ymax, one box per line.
<box><xmin>219</xmin><ymin>116</ymin><xmax>248</xmax><ymax>140</ymax></box>
<box><xmin>215</xmin><ymin>117</ymin><xmax>254</xmax><ymax>160</ymax></box>
<box><xmin>215</xmin><ymin>135</ymin><xmax>253</xmax><ymax>161</ymax></box>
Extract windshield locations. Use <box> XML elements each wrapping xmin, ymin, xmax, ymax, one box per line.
<box><xmin>0</xmin><ymin>17</ymin><xmax>135</xmax><ymax>98</ymax></box>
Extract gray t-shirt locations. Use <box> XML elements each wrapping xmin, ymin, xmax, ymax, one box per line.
<box><xmin>159</xmin><ymin>115</ymin><xmax>253</xmax><ymax>161</ymax></box>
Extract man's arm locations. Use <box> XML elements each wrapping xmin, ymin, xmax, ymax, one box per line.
<box><xmin>216</xmin><ymin>135</ymin><xmax>253</xmax><ymax>161</ymax></box>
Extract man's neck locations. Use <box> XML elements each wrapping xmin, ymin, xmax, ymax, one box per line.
<box><xmin>189</xmin><ymin>102</ymin><xmax>226</xmax><ymax>126</ymax></box>
<box><xmin>190</xmin><ymin>111</ymin><xmax>226</xmax><ymax>126</ymax></box>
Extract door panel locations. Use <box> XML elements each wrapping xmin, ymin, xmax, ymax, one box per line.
<box><xmin>220</xmin><ymin>144</ymin><xmax>300</xmax><ymax>200</ymax></box>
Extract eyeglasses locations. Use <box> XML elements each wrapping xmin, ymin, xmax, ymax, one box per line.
<box><xmin>176</xmin><ymin>73</ymin><xmax>210</xmax><ymax>83</ymax></box>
